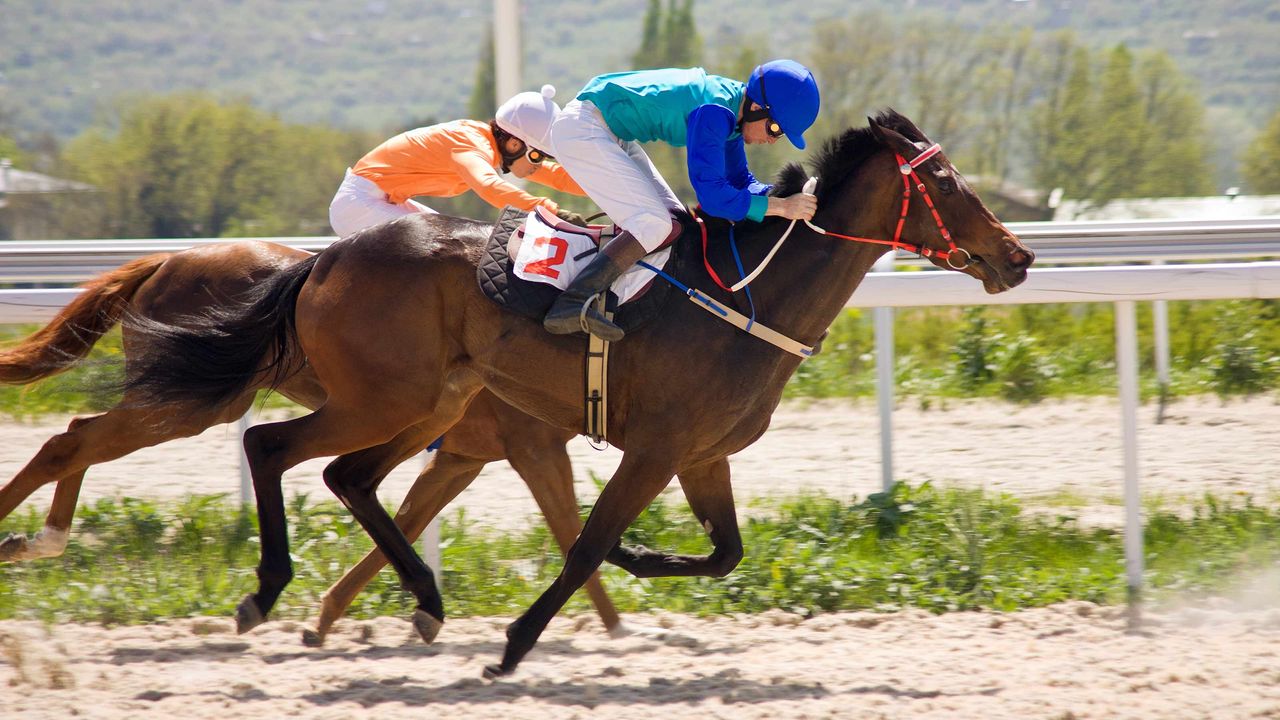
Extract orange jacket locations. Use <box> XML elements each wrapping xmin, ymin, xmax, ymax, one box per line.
<box><xmin>351</xmin><ymin>119</ymin><xmax>583</xmax><ymax>212</ymax></box>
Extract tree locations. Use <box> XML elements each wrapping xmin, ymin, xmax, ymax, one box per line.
<box><xmin>1242</xmin><ymin>108</ymin><xmax>1280</xmax><ymax>193</ymax></box>
<box><xmin>468</xmin><ymin>23</ymin><xmax>497</xmax><ymax>120</ymax></box>
<box><xmin>1132</xmin><ymin>51</ymin><xmax>1213</xmax><ymax>197</ymax></box>
<box><xmin>962</xmin><ymin>28</ymin><xmax>1035</xmax><ymax>181</ymax></box>
<box><xmin>56</xmin><ymin>94</ymin><xmax>370</xmax><ymax>238</ymax></box>
<box><xmin>0</xmin><ymin>135</ymin><xmax>24</xmax><ymax>167</ymax></box>
<box><xmin>632</xmin><ymin>0</ymin><xmax>703</xmax><ymax>70</ymax></box>
<box><xmin>664</xmin><ymin>0</ymin><xmax>703</xmax><ymax>68</ymax></box>
<box><xmin>806</xmin><ymin>11</ymin><xmax>897</xmax><ymax>142</ymax></box>
<box><xmin>1027</xmin><ymin>40</ymin><xmax>1212</xmax><ymax>213</ymax></box>
<box><xmin>1089</xmin><ymin>45</ymin><xmax>1147</xmax><ymax>204</ymax></box>
<box><xmin>632</xmin><ymin>0</ymin><xmax>664</xmax><ymax>69</ymax></box>
<box><xmin>1029</xmin><ymin>38</ymin><xmax>1096</xmax><ymax>204</ymax></box>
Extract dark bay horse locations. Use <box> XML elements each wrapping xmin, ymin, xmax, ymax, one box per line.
<box><xmin>0</xmin><ymin>241</ymin><xmax>625</xmax><ymax>643</ymax></box>
<box><xmin>124</xmin><ymin>111</ymin><xmax>1034</xmax><ymax>676</ymax></box>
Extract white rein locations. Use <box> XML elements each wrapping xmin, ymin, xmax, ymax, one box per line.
<box><xmin>727</xmin><ymin>176</ymin><xmax>820</xmax><ymax>292</ymax></box>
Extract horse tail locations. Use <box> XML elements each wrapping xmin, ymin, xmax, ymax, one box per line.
<box><xmin>0</xmin><ymin>253</ymin><xmax>170</xmax><ymax>385</ymax></box>
<box><xmin>123</xmin><ymin>254</ymin><xmax>320</xmax><ymax>411</ymax></box>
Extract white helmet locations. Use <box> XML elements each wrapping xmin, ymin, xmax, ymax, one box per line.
<box><xmin>495</xmin><ymin>84</ymin><xmax>560</xmax><ymax>153</ymax></box>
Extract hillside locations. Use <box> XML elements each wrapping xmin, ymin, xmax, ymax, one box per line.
<box><xmin>1</xmin><ymin>0</ymin><xmax>1276</xmax><ymax>144</ymax></box>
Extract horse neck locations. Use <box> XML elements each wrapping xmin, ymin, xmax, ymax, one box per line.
<box><xmin>740</xmin><ymin>152</ymin><xmax>901</xmax><ymax>346</ymax></box>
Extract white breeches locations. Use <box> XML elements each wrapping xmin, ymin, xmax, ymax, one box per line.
<box><xmin>328</xmin><ymin>168</ymin><xmax>435</xmax><ymax>237</ymax></box>
<box><xmin>550</xmin><ymin>100</ymin><xmax>682</xmax><ymax>251</ymax></box>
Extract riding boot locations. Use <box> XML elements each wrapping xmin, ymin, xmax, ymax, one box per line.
<box><xmin>543</xmin><ymin>230</ymin><xmax>649</xmax><ymax>341</ymax></box>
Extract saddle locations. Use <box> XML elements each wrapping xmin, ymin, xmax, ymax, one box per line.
<box><xmin>476</xmin><ymin>206</ymin><xmax>676</xmax><ymax>334</ymax></box>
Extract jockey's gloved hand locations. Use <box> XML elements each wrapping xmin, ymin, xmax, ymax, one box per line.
<box><xmin>555</xmin><ymin>208</ymin><xmax>588</xmax><ymax>227</ymax></box>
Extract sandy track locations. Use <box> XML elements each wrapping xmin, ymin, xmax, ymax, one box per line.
<box><xmin>2</xmin><ymin>395</ymin><xmax>1277</xmax><ymax>529</ymax></box>
<box><xmin>3</xmin><ymin>398</ymin><xmax>1279</xmax><ymax>718</ymax></box>
<box><xmin>3</xmin><ymin>601</ymin><xmax>1279</xmax><ymax>719</ymax></box>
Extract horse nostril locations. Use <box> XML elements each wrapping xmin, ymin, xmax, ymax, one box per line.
<box><xmin>1006</xmin><ymin>242</ymin><xmax>1034</xmax><ymax>271</ymax></box>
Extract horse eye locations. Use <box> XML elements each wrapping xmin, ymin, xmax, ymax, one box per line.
<box><xmin>937</xmin><ymin>177</ymin><xmax>955</xmax><ymax>194</ymax></box>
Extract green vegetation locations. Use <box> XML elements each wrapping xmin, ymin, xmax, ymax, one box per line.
<box><xmin>1</xmin><ymin>297</ymin><xmax>1276</xmax><ymax>419</ymax></box>
<box><xmin>786</xmin><ymin>299</ymin><xmax>1280</xmax><ymax>403</ymax></box>
<box><xmin>1244</xmin><ymin>109</ymin><xmax>1280</xmax><ymax>194</ymax></box>
<box><xmin>3</xmin><ymin>2</ymin><xmax>1271</xmax><ymax>243</ymax></box>
<box><xmin>53</xmin><ymin>95</ymin><xmax>379</xmax><ymax>238</ymax></box>
<box><xmin>1</xmin><ymin>1</ymin><xmax>1275</xmax><ymax>141</ymax></box>
<box><xmin>1</xmin><ymin>483</ymin><xmax>1276</xmax><ymax>624</ymax></box>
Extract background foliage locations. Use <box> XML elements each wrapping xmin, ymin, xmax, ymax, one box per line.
<box><xmin>3</xmin><ymin>2</ymin><xmax>1279</xmax><ymax>213</ymax></box>
<box><xmin>2</xmin><ymin>296</ymin><xmax>1275</xmax><ymax>420</ymax></box>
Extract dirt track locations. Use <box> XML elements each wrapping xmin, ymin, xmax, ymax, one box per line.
<box><xmin>4</xmin><ymin>600</ymin><xmax>1280</xmax><ymax>720</ymax></box>
<box><xmin>3</xmin><ymin>395</ymin><xmax>1278</xmax><ymax>529</ymax></box>
<box><xmin>3</xmin><ymin>396</ymin><xmax>1279</xmax><ymax>719</ymax></box>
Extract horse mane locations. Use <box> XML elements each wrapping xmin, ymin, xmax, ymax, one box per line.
<box><xmin>772</xmin><ymin>108</ymin><xmax>929</xmax><ymax>202</ymax></box>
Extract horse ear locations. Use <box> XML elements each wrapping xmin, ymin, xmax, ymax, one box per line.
<box><xmin>869</xmin><ymin>120</ymin><xmax>917</xmax><ymax>158</ymax></box>
<box><xmin>867</xmin><ymin>116</ymin><xmax>885</xmax><ymax>140</ymax></box>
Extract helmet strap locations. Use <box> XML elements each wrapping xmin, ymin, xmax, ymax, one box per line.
<box><xmin>737</xmin><ymin>101</ymin><xmax>771</xmax><ymax>134</ymax></box>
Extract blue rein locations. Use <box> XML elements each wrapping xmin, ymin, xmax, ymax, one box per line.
<box><xmin>638</xmin><ymin>223</ymin><xmax>758</xmax><ymax>328</ymax></box>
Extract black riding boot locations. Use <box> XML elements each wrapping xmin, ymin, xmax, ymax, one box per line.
<box><xmin>543</xmin><ymin>231</ymin><xmax>648</xmax><ymax>341</ymax></box>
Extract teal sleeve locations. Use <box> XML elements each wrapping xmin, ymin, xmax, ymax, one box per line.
<box><xmin>745</xmin><ymin>194</ymin><xmax>768</xmax><ymax>223</ymax></box>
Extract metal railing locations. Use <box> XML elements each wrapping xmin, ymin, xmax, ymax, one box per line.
<box><xmin>2</xmin><ymin>218</ymin><xmax>1279</xmax><ymax>283</ymax></box>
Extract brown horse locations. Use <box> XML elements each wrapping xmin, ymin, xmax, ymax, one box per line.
<box><xmin>124</xmin><ymin>111</ymin><xmax>1034</xmax><ymax>676</ymax></box>
<box><xmin>0</xmin><ymin>241</ymin><xmax>624</xmax><ymax>642</ymax></box>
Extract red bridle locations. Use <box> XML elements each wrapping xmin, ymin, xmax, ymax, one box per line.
<box><xmin>811</xmin><ymin>142</ymin><xmax>970</xmax><ymax>269</ymax></box>
<box><xmin>698</xmin><ymin>142</ymin><xmax>971</xmax><ymax>293</ymax></box>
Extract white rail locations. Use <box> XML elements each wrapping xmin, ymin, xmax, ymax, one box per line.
<box><xmin>1</xmin><ymin>218</ymin><xmax>1278</xmax><ymax>283</ymax></box>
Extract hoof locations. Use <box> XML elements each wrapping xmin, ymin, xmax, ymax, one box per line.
<box><xmin>300</xmin><ymin>627</ymin><xmax>325</xmax><ymax>647</ymax></box>
<box><xmin>412</xmin><ymin>609</ymin><xmax>443</xmax><ymax>645</ymax></box>
<box><xmin>0</xmin><ymin>533</ymin><xmax>26</xmax><ymax>562</ymax></box>
<box><xmin>235</xmin><ymin>595</ymin><xmax>266</xmax><ymax>634</ymax></box>
<box><xmin>482</xmin><ymin>663</ymin><xmax>509</xmax><ymax>679</ymax></box>
<box><xmin>610</xmin><ymin>622</ymin><xmax>671</xmax><ymax>640</ymax></box>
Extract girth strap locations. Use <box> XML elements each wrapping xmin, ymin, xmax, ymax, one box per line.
<box><xmin>583</xmin><ymin>293</ymin><xmax>611</xmax><ymax>445</ymax></box>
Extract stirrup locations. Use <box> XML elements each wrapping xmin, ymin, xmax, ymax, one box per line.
<box><xmin>576</xmin><ymin>292</ymin><xmax>602</xmax><ymax>334</ymax></box>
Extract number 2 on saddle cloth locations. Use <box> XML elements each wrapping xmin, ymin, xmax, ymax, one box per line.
<box><xmin>513</xmin><ymin>205</ymin><xmax>669</xmax><ymax>303</ymax></box>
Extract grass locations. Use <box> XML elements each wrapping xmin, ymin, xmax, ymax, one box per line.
<box><xmin>2</xmin><ymin>298</ymin><xmax>1276</xmax><ymax>420</ymax></box>
<box><xmin>1</xmin><ymin>484</ymin><xmax>1277</xmax><ymax>625</ymax></box>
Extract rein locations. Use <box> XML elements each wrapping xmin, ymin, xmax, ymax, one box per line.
<box><xmin>700</xmin><ymin>142</ymin><xmax>970</xmax><ymax>295</ymax></box>
<box><xmin>644</xmin><ymin>142</ymin><xmax>968</xmax><ymax>359</ymax></box>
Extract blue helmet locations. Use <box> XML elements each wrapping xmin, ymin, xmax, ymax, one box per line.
<box><xmin>745</xmin><ymin>59</ymin><xmax>820</xmax><ymax>149</ymax></box>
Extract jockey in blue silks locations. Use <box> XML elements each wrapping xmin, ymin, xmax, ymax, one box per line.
<box><xmin>530</xmin><ymin>59</ymin><xmax>821</xmax><ymax>341</ymax></box>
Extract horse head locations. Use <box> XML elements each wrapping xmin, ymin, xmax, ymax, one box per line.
<box><xmin>864</xmin><ymin>111</ymin><xmax>1034</xmax><ymax>293</ymax></box>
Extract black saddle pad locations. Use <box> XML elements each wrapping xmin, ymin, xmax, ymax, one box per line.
<box><xmin>476</xmin><ymin>207</ymin><xmax>677</xmax><ymax>335</ymax></box>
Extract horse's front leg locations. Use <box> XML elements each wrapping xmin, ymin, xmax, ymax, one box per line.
<box><xmin>606</xmin><ymin>456</ymin><xmax>744</xmax><ymax>578</ymax></box>
<box><xmin>485</xmin><ymin>448</ymin><xmax>679</xmax><ymax>678</ymax></box>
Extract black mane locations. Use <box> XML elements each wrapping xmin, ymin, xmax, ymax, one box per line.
<box><xmin>772</xmin><ymin>108</ymin><xmax>930</xmax><ymax>201</ymax></box>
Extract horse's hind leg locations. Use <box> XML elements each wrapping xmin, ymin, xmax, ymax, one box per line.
<box><xmin>0</xmin><ymin>404</ymin><xmax>239</xmax><ymax>561</ymax></box>
<box><xmin>304</xmin><ymin>448</ymin><xmax>483</xmax><ymax>647</ymax></box>
<box><xmin>605</xmin><ymin>456</ymin><xmax>744</xmax><ymax>578</ymax></box>
<box><xmin>237</xmin><ymin>389</ymin><xmax>475</xmax><ymax>635</ymax></box>
<box><xmin>0</xmin><ymin>416</ymin><xmax>93</xmax><ymax>561</ymax></box>
<box><xmin>319</xmin><ymin>386</ymin><xmax>481</xmax><ymax>643</ymax></box>
<box><xmin>506</xmin><ymin>441</ymin><xmax>623</xmax><ymax>634</ymax></box>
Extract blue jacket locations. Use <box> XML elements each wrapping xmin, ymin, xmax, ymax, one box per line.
<box><xmin>577</xmin><ymin>68</ymin><xmax>772</xmax><ymax>222</ymax></box>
